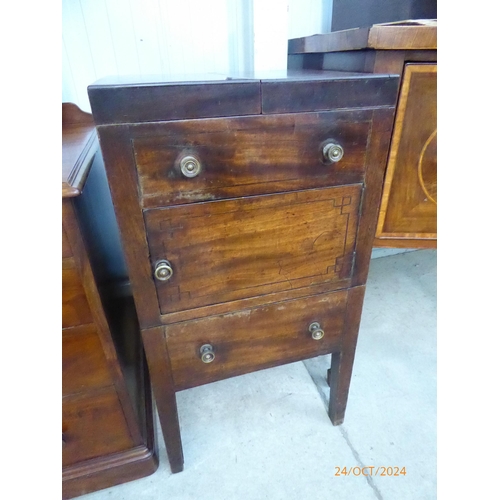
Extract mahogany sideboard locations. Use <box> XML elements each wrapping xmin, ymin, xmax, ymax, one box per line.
<box><xmin>288</xmin><ymin>20</ymin><xmax>437</xmax><ymax>248</ymax></box>
<box><xmin>88</xmin><ymin>70</ymin><xmax>399</xmax><ymax>472</ymax></box>
<box><xmin>62</xmin><ymin>103</ymin><xmax>158</xmax><ymax>497</ymax></box>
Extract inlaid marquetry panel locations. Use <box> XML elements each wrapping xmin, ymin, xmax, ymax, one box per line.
<box><xmin>376</xmin><ymin>63</ymin><xmax>437</xmax><ymax>241</ymax></box>
<box><xmin>144</xmin><ymin>185</ymin><xmax>362</xmax><ymax>314</ymax></box>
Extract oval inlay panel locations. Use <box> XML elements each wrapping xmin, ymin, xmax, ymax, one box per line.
<box><xmin>418</xmin><ymin>129</ymin><xmax>437</xmax><ymax>204</ymax></box>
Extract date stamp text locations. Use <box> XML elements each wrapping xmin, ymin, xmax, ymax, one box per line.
<box><xmin>335</xmin><ymin>466</ymin><xmax>406</xmax><ymax>477</ymax></box>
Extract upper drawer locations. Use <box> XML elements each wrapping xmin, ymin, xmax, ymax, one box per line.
<box><xmin>132</xmin><ymin>110</ymin><xmax>373</xmax><ymax>208</ymax></box>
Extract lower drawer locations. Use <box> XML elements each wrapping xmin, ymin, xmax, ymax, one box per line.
<box><xmin>62</xmin><ymin>388</ymin><xmax>134</xmax><ymax>467</ymax></box>
<box><xmin>62</xmin><ymin>324</ymin><xmax>114</xmax><ymax>397</ymax></box>
<box><xmin>166</xmin><ymin>290</ymin><xmax>348</xmax><ymax>390</ymax></box>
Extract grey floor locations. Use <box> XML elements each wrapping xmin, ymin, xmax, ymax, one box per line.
<box><xmin>82</xmin><ymin>249</ymin><xmax>436</xmax><ymax>500</ymax></box>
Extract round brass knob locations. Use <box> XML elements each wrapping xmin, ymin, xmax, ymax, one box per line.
<box><xmin>200</xmin><ymin>344</ymin><xmax>215</xmax><ymax>363</ymax></box>
<box><xmin>154</xmin><ymin>260</ymin><xmax>173</xmax><ymax>281</ymax></box>
<box><xmin>323</xmin><ymin>142</ymin><xmax>344</xmax><ymax>163</ymax></box>
<box><xmin>309</xmin><ymin>322</ymin><xmax>325</xmax><ymax>340</ymax></box>
<box><xmin>180</xmin><ymin>155</ymin><xmax>201</xmax><ymax>178</ymax></box>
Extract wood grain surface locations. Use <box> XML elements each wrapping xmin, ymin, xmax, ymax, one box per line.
<box><xmin>133</xmin><ymin>110</ymin><xmax>372</xmax><ymax>208</ymax></box>
<box><xmin>145</xmin><ymin>185</ymin><xmax>361</xmax><ymax>314</ymax></box>
<box><xmin>62</xmin><ymin>104</ymin><xmax>157</xmax><ymax>495</ymax></box>
<box><xmin>142</xmin><ymin>327</ymin><xmax>184</xmax><ymax>473</ymax></box>
<box><xmin>329</xmin><ymin>285</ymin><xmax>365</xmax><ymax>425</ymax></box>
<box><xmin>62</xmin><ymin>324</ymin><xmax>114</xmax><ymax>396</ymax></box>
<box><xmin>90</xmin><ymin>72</ymin><xmax>398</xmax><ymax>472</ymax></box>
<box><xmin>166</xmin><ymin>290</ymin><xmax>348</xmax><ymax>390</ymax></box>
<box><xmin>376</xmin><ymin>64</ymin><xmax>437</xmax><ymax>241</ymax></box>
<box><xmin>62</xmin><ymin>388</ymin><xmax>135</xmax><ymax>467</ymax></box>
<box><xmin>62</xmin><ymin>103</ymin><xmax>97</xmax><ymax>198</ymax></box>
<box><xmin>288</xmin><ymin>21</ymin><xmax>437</xmax><ymax>54</ymax></box>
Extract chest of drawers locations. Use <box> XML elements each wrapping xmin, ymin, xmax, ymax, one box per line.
<box><xmin>88</xmin><ymin>70</ymin><xmax>398</xmax><ymax>472</ymax></box>
<box><xmin>62</xmin><ymin>104</ymin><xmax>157</xmax><ymax>496</ymax></box>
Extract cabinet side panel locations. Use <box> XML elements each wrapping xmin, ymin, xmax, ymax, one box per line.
<box><xmin>96</xmin><ymin>125</ymin><xmax>161</xmax><ymax>328</ymax></box>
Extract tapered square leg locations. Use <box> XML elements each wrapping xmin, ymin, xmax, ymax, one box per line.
<box><xmin>142</xmin><ymin>326</ymin><xmax>184</xmax><ymax>473</ymax></box>
<box><xmin>328</xmin><ymin>286</ymin><xmax>365</xmax><ymax>425</ymax></box>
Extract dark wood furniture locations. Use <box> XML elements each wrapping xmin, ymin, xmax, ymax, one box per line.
<box><xmin>330</xmin><ymin>0</ymin><xmax>436</xmax><ymax>32</ymax></box>
<box><xmin>288</xmin><ymin>20</ymin><xmax>437</xmax><ymax>248</ymax></box>
<box><xmin>88</xmin><ymin>70</ymin><xmax>399</xmax><ymax>473</ymax></box>
<box><xmin>62</xmin><ymin>103</ymin><xmax>158</xmax><ymax>498</ymax></box>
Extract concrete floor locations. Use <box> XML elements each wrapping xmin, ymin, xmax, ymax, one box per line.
<box><xmin>82</xmin><ymin>249</ymin><xmax>436</xmax><ymax>500</ymax></box>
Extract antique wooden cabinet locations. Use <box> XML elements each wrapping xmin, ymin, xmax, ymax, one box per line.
<box><xmin>289</xmin><ymin>20</ymin><xmax>437</xmax><ymax>248</ymax></box>
<box><xmin>62</xmin><ymin>104</ymin><xmax>158</xmax><ymax>497</ymax></box>
<box><xmin>88</xmin><ymin>70</ymin><xmax>399</xmax><ymax>472</ymax></box>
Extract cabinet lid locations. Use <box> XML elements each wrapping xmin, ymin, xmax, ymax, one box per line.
<box><xmin>88</xmin><ymin>70</ymin><xmax>399</xmax><ymax>125</ymax></box>
<box><xmin>62</xmin><ymin>103</ymin><xmax>98</xmax><ymax>198</ymax></box>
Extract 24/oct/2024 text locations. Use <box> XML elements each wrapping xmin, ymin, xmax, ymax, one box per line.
<box><xmin>335</xmin><ymin>466</ymin><xmax>407</xmax><ymax>477</ymax></box>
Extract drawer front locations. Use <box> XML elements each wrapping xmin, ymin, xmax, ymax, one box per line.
<box><xmin>133</xmin><ymin>110</ymin><xmax>372</xmax><ymax>208</ymax></box>
<box><xmin>62</xmin><ymin>259</ymin><xmax>93</xmax><ymax>328</ymax></box>
<box><xmin>62</xmin><ymin>325</ymin><xmax>114</xmax><ymax>397</ymax></box>
<box><xmin>62</xmin><ymin>388</ymin><xmax>134</xmax><ymax>467</ymax></box>
<box><xmin>166</xmin><ymin>289</ymin><xmax>348</xmax><ymax>390</ymax></box>
<box><xmin>145</xmin><ymin>185</ymin><xmax>361</xmax><ymax>315</ymax></box>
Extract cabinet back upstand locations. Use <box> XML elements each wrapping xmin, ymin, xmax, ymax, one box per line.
<box><xmin>88</xmin><ymin>71</ymin><xmax>398</xmax><ymax>472</ymax></box>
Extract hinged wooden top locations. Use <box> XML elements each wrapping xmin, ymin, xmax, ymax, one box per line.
<box><xmin>62</xmin><ymin>103</ymin><xmax>98</xmax><ymax>198</ymax></box>
<box><xmin>88</xmin><ymin>69</ymin><xmax>399</xmax><ymax>125</ymax></box>
<box><xmin>288</xmin><ymin>19</ymin><xmax>437</xmax><ymax>54</ymax></box>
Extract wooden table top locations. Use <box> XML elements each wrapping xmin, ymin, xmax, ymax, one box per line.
<box><xmin>288</xmin><ymin>19</ymin><xmax>437</xmax><ymax>54</ymax></box>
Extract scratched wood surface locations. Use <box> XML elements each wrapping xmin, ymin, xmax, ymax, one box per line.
<box><xmin>145</xmin><ymin>185</ymin><xmax>361</xmax><ymax>314</ymax></box>
<box><xmin>62</xmin><ymin>387</ymin><xmax>135</xmax><ymax>467</ymax></box>
<box><xmin>132</xmin><ymin>111</ymin><xmax>372</xmax><ymax>208</ymax></box>
<box><xmin>166</xmin><ymin>289</ymin><xmax>348</xmax><ymax>390</ymax></box>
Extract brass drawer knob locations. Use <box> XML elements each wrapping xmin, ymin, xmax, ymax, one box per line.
<box><xmin>323</xmin><ymin>142</ymin><xmax>344</xmax><ymax>163</ymax></box>
<box><xmin>154</xmin><ymin>260</ymin><xmax>173</xmax><ymax>281</ymax></box>
<box><xmin>309</xmin><ymin>322</ymin><xmax>325</xmax><ymax>340</ymax></box>
<box><xmin>200</xmin><ymin>344</ymin><xmax>215</xmax><ymax>363</ymax></box>
<box><xmin>180</xmin><ymin>155</ymin><xmax>202</xmax><ymax>178</ymax></box>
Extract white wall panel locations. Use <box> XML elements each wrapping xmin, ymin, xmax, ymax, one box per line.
<box><xmin>62</xmin><ymin>0</ymin><xmax>98</xmax><ymax>110</ymax></box>
<box><xmin>62</xmin><ymin>0</ymin><xmax>333</xmax><ymax>111</ymax></box>
<box><xmin>288</xmin><ymin>0</ymin><xmax>333</xmax><ymax>39</ymax></box>
<box><xmin>62</xmin><ymin>38</ymin><xmax>79</xmax><ymax>107</ymax></box>
<box><xmin>78</xmin><ymin>0</ymin><xmax>118</xmax><ymax>77</ymax></box>
<box><xmin>98</xmin><ymin>0</ymin><xmax>141</xmax><ymax>76</ymax></box>
<box><xmin>122</xmin><ymin>0</ymin><xmax>165</xmax><ymax>76</ymax></box>
<box><xmin>227</xmin><ymin>0</ymin><xmax>254</xmax><ymax>74</ymax></box>
<box><xmin>253</xmin><ymin>0</ymin><xmax>288</xmax><ymax>72</ymax></box>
